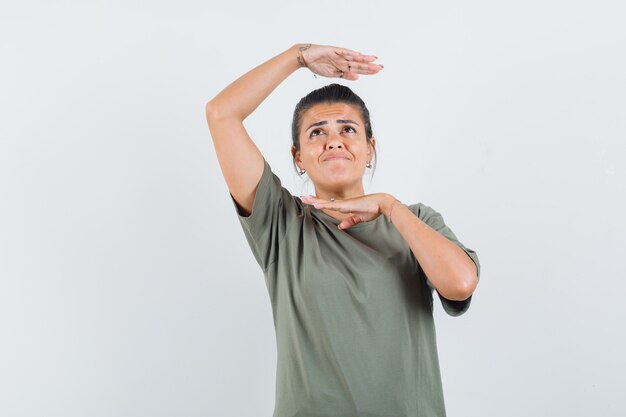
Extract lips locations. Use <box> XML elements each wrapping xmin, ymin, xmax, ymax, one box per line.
<box><xmin>323</xmin><ymin>153</ymin><xmax>350</xmax><ymax>161</ymax></box>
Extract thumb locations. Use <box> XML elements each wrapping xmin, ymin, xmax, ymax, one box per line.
<box><xmin>337</xmin><ymin>215</ymin><xmax>360</xmax><ymax>230</ymax></box>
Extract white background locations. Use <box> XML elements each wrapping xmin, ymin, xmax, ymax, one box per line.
<box><xmin>1</xmin><ymin>1</ymin><xmax>625</xmax><ymax>416</ymax></box>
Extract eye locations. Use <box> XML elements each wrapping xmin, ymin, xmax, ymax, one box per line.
<box><xmin>343</xmin><ymin>126</ymin><xmax>356</xmax><ymax>133</ymax></box>
<box><xmin>310</xmin><ymin>128</ymin><xmax>325</xmax><ymax>138</ymax></box>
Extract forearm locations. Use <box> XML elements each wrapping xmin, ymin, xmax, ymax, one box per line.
<box><xmin>206</xmin><ymin>44</ymin><xmax>304</xmax><ymax>121</ymax></box>
<box><xmin>382</xmin><ymin>196</ymin><xmax>478</xmax><ymax>301</ymax></box>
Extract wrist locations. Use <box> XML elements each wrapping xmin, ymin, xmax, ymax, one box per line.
<box><xmin>381</xmin><ymin>194</ymin><xmax>401</xmax><ymax>223</ymax></box>
<box><xmin>294</xmin><ymin>43</ymin><xmax>311</xmax><ymax>68</ymax></box>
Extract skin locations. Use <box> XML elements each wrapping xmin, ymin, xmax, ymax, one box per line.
<box><xmin>207</xmin><ymin>43</ymin><xmax>478</xmax><ymax>301</ymax></box>
<box><xmin>293</xmin><ymin>104</ymin><xmax>478</xmax><ymax>302</ymax></box>
<box><xmin>291</xmin><ymin>102</ymin><xmax>376</xmax><ymax>222</ymax></box>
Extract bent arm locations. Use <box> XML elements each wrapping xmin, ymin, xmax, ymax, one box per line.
<box><xmin>206</xmin><ymin>44</ymin><xmax>303</xmax><ymax>120</ymax></box>
<box><xmin>205</xmin><ymin>44</ymin><xmax>304</xmax><ymax>216</ymax></box>
<box><xmin>382</xmin><ymin>196</ymin><xmax>479</xmax><ymax>301</ymax></box>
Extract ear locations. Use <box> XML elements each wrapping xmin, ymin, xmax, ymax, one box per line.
<box><xmin>368</xmin><ymin>137</ymin><xmax>376</xmax><ymax>154</ymax></box>
<box><xmin>291</xmin><ymin>145</ymin><xmax>300</xmax><ymax>163</ymax></box>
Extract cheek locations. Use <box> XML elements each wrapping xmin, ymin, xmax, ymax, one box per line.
<box><xmin>306</xmin><ymin>150</ymin><xmax>319</xmax><ymax>161</ymax></box>
<box><xmin>303</xmin><ymin>144</ymin><xmax>321</xmax><ymax>158</ymax></box>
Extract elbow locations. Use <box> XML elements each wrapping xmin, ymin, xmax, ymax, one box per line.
<box><xmin>458</xmin><ymin>285</ymin><xmax>475</xmax><ymax>302</ymax></box>
<box><xmin>205</xmin><ymin>100</ymin><xmax>221</xmax><ymax>120</ymax></box>
<box><xmin>452</xmin><ymin>257</ymin><xmax>479</xmax><ymax>300</ymax></box>
<box><xmin>444</xmin><ymin>274</ymin><xmax>478</xmax><ymax>301</ymax></box>
<box><xmin>205</xmin><ymin>100</ymin><xmax>242</xmax><ymax>123</ymax></box>
<box><xmin>458</xmin><ymin>275</ymin><xmax>478</xmax><ymax>300</ymax></box>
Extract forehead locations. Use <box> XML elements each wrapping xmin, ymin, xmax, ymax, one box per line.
<box><xmin>301</xmin><ymin>102</ymin><xmax>362</xmax><ymax>124</ymax></box>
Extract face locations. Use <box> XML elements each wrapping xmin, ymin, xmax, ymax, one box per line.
<box><xmin>292</xmin><ymin>102</ymin><xmax>376</xmax><ymax>194</ymax></box>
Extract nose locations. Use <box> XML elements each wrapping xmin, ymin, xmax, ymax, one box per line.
<box><xmin>325</xmin><ymin>130</ymin><xmax>344</xmax><ymax>149</ymax></box>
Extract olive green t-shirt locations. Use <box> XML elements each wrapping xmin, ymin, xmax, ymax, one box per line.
<box><xmin>230</xmin><ymin>158</ymin><xmax>481</xmax><ymax>417</ymax></box>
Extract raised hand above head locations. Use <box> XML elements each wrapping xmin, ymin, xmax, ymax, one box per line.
<box><xmin>297</xmin><ymin>44</ymin><xmax>384</xmax><ymax>80</ymax></box>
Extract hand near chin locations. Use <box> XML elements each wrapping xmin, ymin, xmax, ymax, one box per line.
<box><xmin>300</xmin><ymin>193</ymin><xmax>393</xmax><ymax>230</ymax></box>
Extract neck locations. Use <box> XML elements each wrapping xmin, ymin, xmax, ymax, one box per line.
<box><xmin>313</xmin><ymin>182</ymin><xmax>365</xmax><ymax>221</ymax></box>
<box><xmin>313</xmin><ymin>182</ymin><xmax>365</xmax><ymax>201</ymax></box>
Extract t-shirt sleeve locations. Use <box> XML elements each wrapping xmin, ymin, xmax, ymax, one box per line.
<box><xmin>228</xmin><ymin>158</ymin><xmax>301</xmax><ymax>273</ymax></box>
<box><xmin>408</xmin><ymin>203</ymin><xmax>481</xmax><ymax>317</ymax></box>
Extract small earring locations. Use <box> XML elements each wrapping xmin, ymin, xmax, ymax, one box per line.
<box><xmin>366</xmin><ymin>161</ymin><xmax>372</xmax><ymax>169</ymax></box>
<box><xmin>298</xmin><ymin>167</ymin><xmax>306</xmax><ymax>175</ymax></box>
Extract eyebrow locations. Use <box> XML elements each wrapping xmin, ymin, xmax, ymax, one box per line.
<box><xmin>305</xmin><ymin>119</ymin><xmax>360</xmax><ymax>132</ymax></box>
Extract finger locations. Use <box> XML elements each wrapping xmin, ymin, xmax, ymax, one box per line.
<box><xmin>334</xmin><ymin>49</ymin><xmax>360</xmax><ymax>56</ymax></box>
<box><xmin>346</xmin><ymin>67</ymin><xmax>381</xmax><ymax>78</ymax></box>
<box><xmin>338</xmin><ymin>63</ymin><xmax>380</xmax><ymax>81</ymax></box>
<box><xmin>346</xmin><ymin>62</ymin><xmax>384</xmax><ymax>73</ymax></box>
<box><xmin>338</xmin><ymin>215</ymin><xmax>362</xmax><ymax>230</ymax></box>
<box><xmin>341</xmin><ymin>54</ymin><xmax>380</xmax><ymax>64</ymax></box>
<box><xmin>300</xmin><ymin>195</ymin><xmax>326</xmax><ymax>205</ymax></box>
<box><xmin>356</xmin><ymin>67</ymin><xmax>383</xmax><ymax>76</ymax></box>
<box><xmin>313</xmin><ymin>202</ymin><xmax>353</xmax><ymax>213</ymax></box>
<box><xmin>329</xmin><ymin>56</ymin><xmax>380</xmax><ymax>76</ymax></box>
<box><xmin>301</xmin><ymin>195</ymin><xmax>334</xmax><ymax>205</ymax></box>
<box><xmin>346</xmin><ymin>62</ymin><xmax>381</xmax><ymax>70</ymax></box>
<box><xmin>335</xmin><ymin>49</ymin><xmax>378</xmax><ymax>60</ymax></box>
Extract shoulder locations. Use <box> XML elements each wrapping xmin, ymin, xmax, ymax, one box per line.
<box><xmin>404</xmin><ymin>202</ymin><xmax>448</xmax><ymax>230</ymax></box>
<box><xmin>405</xmin><ymin>202</ymin><xmax>438</xmax><ymax>218</ymax></box>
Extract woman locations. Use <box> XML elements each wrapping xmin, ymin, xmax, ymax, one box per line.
<box><xmin>206</xmin><ymin>43</ymin><xmax>480</xmax><ymax>417</ymax></box>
